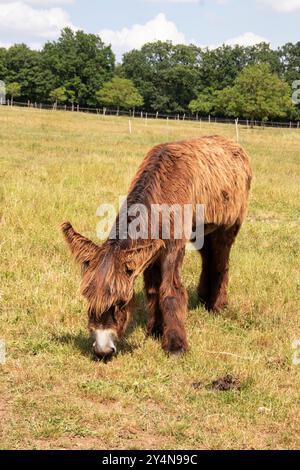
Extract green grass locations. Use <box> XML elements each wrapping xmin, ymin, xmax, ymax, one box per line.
<box><xmin>1</xmin><ymin>106</ymin><xmax>300</xmax><ymax>450</ymax></box>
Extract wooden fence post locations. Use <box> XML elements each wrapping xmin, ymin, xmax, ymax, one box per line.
<box><xmin>235</xmin><ymin>118</ymin><xmax>239</xmax><ymax>143</ymax></box>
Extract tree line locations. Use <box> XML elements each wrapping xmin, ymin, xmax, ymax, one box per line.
<box><xmin>0</xmin><ymin>27</ymin><xmax>300</xmax><ymax>121</ymax></box>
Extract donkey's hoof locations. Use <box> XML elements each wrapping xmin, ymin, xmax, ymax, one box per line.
<box><xmin>162</xmin><ymin>330</ymin><xmax>188</xmax><ymax>355</ymax></box>
<box><xmin>208</xmin><ymin>301</ymin><xmax>228</xmax><ymax>314</ymax></box>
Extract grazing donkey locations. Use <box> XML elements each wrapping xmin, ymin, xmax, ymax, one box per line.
<box><xmin>62</xmin><ymin>136</ymin><xmax>252</xmax><ymax>359</ymax></box>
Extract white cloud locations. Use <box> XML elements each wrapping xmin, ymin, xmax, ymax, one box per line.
<box><xmin>258</xmin><ymin>0</ymin><xmax>300</xmax><ymax>12</ymax></box>
<box><xmin>0</xmin><ymin>1</ymin><xmax>75</xmax><ymax>39</ymax></box>
<box><xmin>198</xmin><ymin>32</ymin><xmax>270</xmax><ymax>50</ymax></box>
<box><xmin>224</xmin><ymin>32</ymin><xmax>270</xmax><ymax>47</ymax></box>
<box><xmin>99</xmin><ymin>13</ymin><xmax>187</xmax><ymax>59</ymax></box>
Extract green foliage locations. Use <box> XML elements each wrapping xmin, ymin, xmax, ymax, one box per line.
<box><xmin>189</xmin><ymin>88</ymin><xmax>218</xmax><ymax>115</ymax></box>
<box><xmin>96</xmin><ymin>77</ymin><xmax>144</xmax><ymax>110</ymax></box>
<box><xmin>198</xmin><ymin>43</ymin><xmax>280</xmax><ymax>89</ymax></box>
<box><xmin>4</xmin><ymin>45</ymin><xmax>41</xmax><ymax>102</ymax></box>
<box><xmin>6</xmin><ymin>82</ymin><xmax>21</xmax><ymax>101</ymax></box>
<box><xmin>215</xmin><ymin>64</ymin><xmax>293</xmax><ymax>121</ymax></box>
<box><xmin>0</xmin><ymin>47</ymin><xmax>7</xmax><ymax>79</ymax></box>
<box><xmin>122</xmin><ymin>42</ymin><xmax>201</xmax><ymax>113</ymax></box>
<box><xmin>49</xmin><ymin>86</ymin><xmax>67</xmax><ymax>104</ymax></box>
<box><xmin>40</xmin><ymin>28</ymin><xmax>115</xmax><ymax>106</ymax></box>
<box><xmin>0</xmin><ymin>31</ymin><xmax>299</xmax><ymax>119</ymax></box>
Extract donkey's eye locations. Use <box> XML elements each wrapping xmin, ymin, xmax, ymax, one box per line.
<box><xmin>125</xmin><ymin>266</ymin><xmax>134</xmax><ymax>277</ymax></box>
<box><xmin>81</xmin><ymin>260</ymin><xmax>90</xmax><ymax>273</ymax></box>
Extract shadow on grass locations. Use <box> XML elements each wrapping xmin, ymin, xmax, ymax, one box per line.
<box><xmin>53</xmin><ymin>331</ymin><xmax>94</xmax><ymax>359</ymax></box>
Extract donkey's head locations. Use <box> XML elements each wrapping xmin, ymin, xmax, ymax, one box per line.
<box><xmin>61</xmin><ymin>222</ymin><xmax>163</xmax><ymax>359</ymax></box>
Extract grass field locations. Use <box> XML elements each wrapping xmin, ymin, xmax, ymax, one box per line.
<box><xmin>1</xmin><ymin>106</ymin><xmax>300</xmax><ymax>450</ymax></box>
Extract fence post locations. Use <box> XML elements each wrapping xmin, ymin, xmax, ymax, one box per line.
<box><xmin>77</xmin><ymin>104</ymin><xmax>79</xmax><ymax>112</ymax></box>
<box><xmin>235</xmin><ymin>118</ymin><xmax>239</xmax><ymax>143</ymax></box>
<box><xmin>156</xmin><ymin>111</ymin><xmax>158</xmax><ymax>119</ymax></box>
<box><xmin>297</xmin><ymin>121</ymin><xmax>300</xmax><ymax>129</ymax></box>
<box><xmin>129</xmin><ymin>119</ymin><xmax>132</xmax><ymax>134</ymax></box>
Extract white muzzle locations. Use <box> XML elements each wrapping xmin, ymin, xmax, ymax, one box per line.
<box><xmin>93</xmin><ymin>329</ymin><xmax>117</xmax><ymax>357</ymax></box>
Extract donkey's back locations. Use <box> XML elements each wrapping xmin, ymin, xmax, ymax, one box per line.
<box><xmin>129</xmin><ymin>135</ymin><xmax>252</xmax><ymax>228</ymax></box>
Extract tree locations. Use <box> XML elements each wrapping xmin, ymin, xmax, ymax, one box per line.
<box><xmin>279</xmin><ymin>42</ymin><xmax>300</xmax><ymax>84</ymax></box>
<box><xmin>41</xmin><ymin>28</ymin><xmax>115</xmax><ymax>106</ymax></box>
<box><xmin>96</xmin><ymin>77</ymin><xmax>144</xmax><ymax>111</ymax></box>
<box><xmin>189</xmin><ymin>88</ymin><xmax>218</xmax><ymax>115</ymax></box>
<box><xmin>6</xmin><ymin>82</ymin><xmax>21</xmax><ymax>104</ymax></box>
<box><xmin>122</xmin><ymin>42</ymin><xmax>201</xmax><ymax>113</ymax></box>
<box><xmin>5</xmin><ymin>44</ymin><xmax>42</xmax><ymax>102</ymax></box>
<box><xmin>49</xmin><ymin>86</ymin><xmax>67</xmax><ymax>106</ymax></box>
<box><xmin>0</xmin><ymin>47</ymin><xmax>7</xmax><ymax>80</ymax></box>
<box><xmin>279</xmin><ymin>42</ymin><xmax>300</xmax><ymax>117</ymax></box>
<box><xmin>215</xmin><ymin>64</ymin><xmax>293</xmax><ymax>122</ymax></box>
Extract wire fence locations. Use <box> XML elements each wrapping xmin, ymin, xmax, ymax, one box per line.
<box><xmin>2</xmin><ymin>99</ymin><xmax>300</xmax><ymax>129</ymax></box>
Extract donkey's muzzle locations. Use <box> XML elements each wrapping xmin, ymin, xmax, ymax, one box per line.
<box><xmin>92</xmin><ymin>329</ymin><xmax>117</xmax><ymax>360</ymax></box>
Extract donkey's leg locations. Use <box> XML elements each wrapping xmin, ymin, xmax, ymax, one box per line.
<box><xmin>159</xmin><ymin>247</ymin><xmax>188</xmax><ymax>354</ymax></box>
<box><xmin>208</xmin><ymin>223</ymin><xmax>241</xmax><ymax>313</ymax></box>
<box><xmin>144</xmin><ymin>259</ymin><xmax>163</xmax><ymax>338</ymax></box>
<box><xmin>198</xmin><ymin>235</ymin><xmax>213</xmax><ymax>309</ymax></box>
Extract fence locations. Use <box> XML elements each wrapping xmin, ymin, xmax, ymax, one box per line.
<box><xmin>2</xmin><ymin>99</ymin><xmax>300</xmax><ymax>130</ymax></box>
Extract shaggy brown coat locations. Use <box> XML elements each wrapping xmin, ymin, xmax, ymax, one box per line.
<box><xmin>62</xmin><ymin>135</ymin><xmax>252</xmax><ymax>357</ymax></box>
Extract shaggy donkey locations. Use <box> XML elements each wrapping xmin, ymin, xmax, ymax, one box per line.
<box><xmin>62</xmin><ymin>136</ymin><xmax>252</xmax><ymax>359</ymax></box>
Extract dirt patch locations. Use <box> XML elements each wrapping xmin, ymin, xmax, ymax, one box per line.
<box><xmin>192</xmin><ymin>375</ymin><xmax>241</xmax><ymax>392</ymax></box>
<box><xmin>211</xmin><ymin>375</ymin><xmax>241</xmax><ymax>392</ymax></box>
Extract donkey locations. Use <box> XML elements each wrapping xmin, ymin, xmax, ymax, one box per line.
<box><xmin>62</xmin><ymin>136</ymin><xmax>252</xmax><ymax>359</ymax></box>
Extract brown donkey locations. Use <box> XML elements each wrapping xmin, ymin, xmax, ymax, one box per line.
<box><xmin>62</xmin><ymin>136</ymin><xmax>252</xmax><ymax>359</ymax></box>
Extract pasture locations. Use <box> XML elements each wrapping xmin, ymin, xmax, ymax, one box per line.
<box><xmin>0</xmin><ymin>107</ymin><xmax>300</xmax><ymax>450</ymax></box>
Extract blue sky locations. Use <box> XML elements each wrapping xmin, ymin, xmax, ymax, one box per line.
<box><xmin>0</xmin><ymin>0</ymin><xmax>299</xmax><ymax>59</ymax></box>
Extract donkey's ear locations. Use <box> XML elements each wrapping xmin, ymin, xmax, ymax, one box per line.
<box><xmin>61</xmin><ymin>222</ymin><xmax>99</xmax><ymax>265</ymax></box>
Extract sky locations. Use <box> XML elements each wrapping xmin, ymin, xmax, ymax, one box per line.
<box><xmin>0</xmin><ymin>0</ymin><xmax>299</xmax><ymax>60</ymax></box>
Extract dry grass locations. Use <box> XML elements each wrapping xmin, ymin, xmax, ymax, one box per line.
<box><xmin>1</xmin><ymin>106</ymin><xmax>300</xmax><ymax>450</ymax></box>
